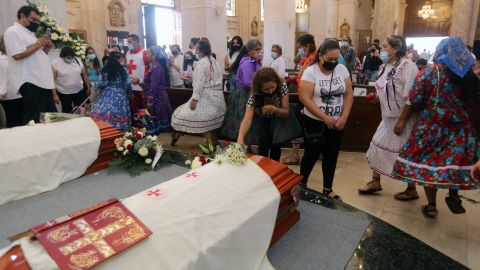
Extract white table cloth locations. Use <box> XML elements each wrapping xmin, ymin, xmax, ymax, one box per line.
<box><xmin>0</xmin><ymin>118</ymin><xmax>100</xmax><ymax>206</ymax></box>
<box><xmin>2</xmin><ymin>159</ymin><xmax>280</xmax><ymax>270</ymax></box>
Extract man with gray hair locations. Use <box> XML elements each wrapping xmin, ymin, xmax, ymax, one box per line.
<box><xmin>339</xmin><ymin>36</ymin><xmax>357</xmax><ymax>75</ymax></box>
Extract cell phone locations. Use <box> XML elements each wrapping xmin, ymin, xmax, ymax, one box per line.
<box><xmin>46</xmin><ymin>28</ymin><xmax>52</xmax><ymax>36</ymax></box>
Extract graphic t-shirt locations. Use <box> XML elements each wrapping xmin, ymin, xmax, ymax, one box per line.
<box><xmin>301</xmin><ymin>63</ymin><xmax>350</xmax><ymax>120</ymax></box>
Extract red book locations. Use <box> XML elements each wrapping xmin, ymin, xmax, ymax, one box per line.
<box><xmin>31</xmin><ymin>199</ymin><xmax>151</xmax><ymax>270</ymax></box>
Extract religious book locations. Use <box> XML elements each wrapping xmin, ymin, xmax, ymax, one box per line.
<box><xmin>30</xmin><ymin>199</ymin><xmax>152</xmax><ymax>270</ymax></box>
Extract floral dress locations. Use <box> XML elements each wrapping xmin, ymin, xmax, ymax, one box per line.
<box><xmin>91</xmin><ymin>72</ymin><xmax>132</xmax><ymax>131</ymax></box>
<box><xmin>392</xmin><ymin>64</ymin><xmax>480</xmax><ymax>190</ymax></box>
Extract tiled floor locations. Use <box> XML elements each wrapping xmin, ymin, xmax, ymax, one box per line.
<box><xmin>159</xmin><ymin>134</ymin><xmax>480</xmax><ymax>270</ymax></box>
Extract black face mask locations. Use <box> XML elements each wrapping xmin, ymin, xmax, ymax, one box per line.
<box><xmin>26</xmin><ymin>21</ymin><xmax>39</xmax><ymax>32</ymax></box>
<box><xmin>172</xmin><ymin>50</ymin><xmax>179</xmax><ymax>56</ymax></box>
<box><xmin>322</xmin><ymin>61</ymin><xmax>338</xmax><ymax>71</ymax></box>
<box><xmin>232</xmin><ymin>45</ymin><xmax>241</xmax><ymax>51</ymax></box>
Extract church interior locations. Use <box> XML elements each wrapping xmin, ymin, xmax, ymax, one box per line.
<box><xmin>1</xmin><ymin>0</ymin><xmax>480</xmax><ymax>269</ymax></box>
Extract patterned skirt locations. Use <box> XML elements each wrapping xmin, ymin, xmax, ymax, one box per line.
<box><xmin>393</xmin><ymin>120</ymin><xmax>480</xmax><ymax>190</ymax></box>
<box><xmin>221</xmin><ymin>87</ymin><xmax>250</xmax><ymax>141</ymax></box>
<box><xmin>145</xmin><ymin>90</ymin><xmax>173</xmax><ymax>135</ymax></box>
<box><xmin>366</xmin><ymin>116</ymin><xmax>416</xmax><ymax>178</ymax></box>
<box><xmin>91</xmin><ymin>87</ymin><xmax>131</xmax><ymax>131</ymax></box>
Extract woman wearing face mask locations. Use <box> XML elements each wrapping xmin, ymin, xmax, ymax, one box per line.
<box><xmin>51</xmin><ymin>46</ymin><xmax>91</xmax><ymax>113</ymax></box>
<box><xmin>91</xmin><ymin>52</ymin><xmax>132</xmax><ymax>130</ymax></box>
<box><xmin>143</xmin><ymin>46</ymin><xmax>173</xmax><ymax>135</ymax></box>
<box><xmin>169</xmin><ymin>44</ymin><xmax>184</xmax><ymax>88</ymax></box>
<box><xmin>171</xmin><ymin>39</ymin><xmax>226</xmax><ymax>145</ymax></box>
<box><xmin>237</xmin><ymin>68</ymin><xmax>290</xmax><ymax>161</ymax></box>
<box><xmin>181</xmin><ymin>51</ymin><xmax>195</xmax><ymax>88</ymax></box>
<box><xmin>224</xmin><ymin>36</ymin><xmax>243</xmax><ymax>91</ymax></box>
<box><xmin>281</xmin><ymin>34</ymin><xmax>317</xmax><ymax>166</ymax></box>
<box><xmin>393</xmin><ymin>36</ymin><xmax>480</xmax><ymax>218</ymax></box>
<box><xmin>299</xmin><ymin>39</ymin><xmax>353</xmax><ymax>200</ymax></box>
<box><xmin>270</xmin><ymin>44</ymin><xmax>286</xmax><ymax>79</ymax></box>
<box><xmin>358</xmin><ymin>35</ymin><xmax>420</xmax><ymax>201</ymax></box>
<box><xmin>222</xmin><ymin>39</ymin><xmax>263</xmax><ymax>142</ymax></box>
<box><xmin>84</xmin><ymin>47</ymin><xmax>102</xmax><ymax>102</ymax></box>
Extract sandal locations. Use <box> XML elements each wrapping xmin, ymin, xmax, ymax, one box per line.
<box><xmin>323</xmin><ymin>188</ymin><xmax>342</xmax><ymax>201</ymax></box>
<box><xmin>445</xmin><ymin>195</ymin><xmax>466</xmax><ymax>214</ymax></box>
<box><xmin>171</xmin><ymin>132</ymin><xmax>182</xmax><ymax>146</ymax></box>
<box><xmin>358</xmin><ymin>180</ymin><xmax>382</xmax><ymax>194</ymax></box>
<box><xmin>394</xmin><ymin>190</ymin><xmax>419</xmax><ymax>201</ymax></box>
<box><xmin>281</xmin><ymin>155</ymin><xmax>300</xmax><ymax>165</ymax></box>
<box><xmin>421</xmin><ymin>204</ymin><xmax>438</xmax><ymax>218</ymax></box>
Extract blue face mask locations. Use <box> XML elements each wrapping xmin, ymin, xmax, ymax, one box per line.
<box><xmin>87</xmin><ymin>53</ymin><xmax>96</xmax><ymax>61</ymax></box>
<box><xmin>271</xmin><ymin>52</ymin><xmax>278</xmax><ymax>60</ymax></box>
<box><xmin>298</xmin><ymin>48</ymin><xmax>305</xmax><ymax>58</ymax></box>
<box><xmin>380</xmin><ymin>51</ymin><xmax>389</xmax><ymax>63</ymax></box>
<box><xmin>127</xmin><ymin>44</ymin><xmax>135</xmax><ymax>51</ymax></box>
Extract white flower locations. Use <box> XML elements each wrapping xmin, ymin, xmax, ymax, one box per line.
<box><xmin>123</xmin><ymin>150</ymin><xmax>129</xmax><ymax>156</ymax></box>
<box><xmin>152</xmin><ymin>135</ymin><xmax>158</xmax><ymax>141</ymax></box>
<box><xmin>146</xmin><ymin>135</ymin><xmax>152</xmax><ymax>139</ymax></box>
<box><xmin>191</xmin><ymin>157</ymin><xmax>203</xmax><ymax>169</ymax></box>
<box><xmin>138</xmin><ymin>146</ymin><xmax>149</xmax><ymax>157</ymax></box>
<box><xmin>125</xmin><ymin>132</ymin><xmax>132</xmax><ymax>138</ymax></box>
<box><xmin>50</xmin><ymin>33</ymin><xmax>59</xmax><ymax>41</ymax></box>
<box><xmin>27</xmin><ymin>120</ymin><xmax>35</xmax><ymax>126</ymax></box>
<box><xmin>117</xmin><ymin>146</ymin><xmax>124</xmax><ymax>152</ymax></box>
<box><xmin>185</xmin><ymin>160</ymin><xmax>192</xmax><ymax>165</ymax></box>
<box><xmin>145</xmin><ymin>158</ymin><xmax>152</xmax><ymax>164</ymax></box>
<box><xmin>123</xmin><ymin>140</ymin><xmax>133</xmax><ymax>147</ymax></box>
<box><xmin>62</xmin><ymin>35</ymin><xmax>68</xmax><ymax>42</ymax></box>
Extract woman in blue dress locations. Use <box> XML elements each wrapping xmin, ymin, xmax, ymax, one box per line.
<box><xmin>91</xmin><ymin>52</ymin><xmax>132</xmax><ymax>130</ymax></box>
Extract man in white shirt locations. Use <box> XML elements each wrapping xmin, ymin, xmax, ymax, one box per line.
<box><xmin>4</xmin><ymin>5</ymin><xmax>57</xmax><ymax>124</ymax></box>
<box><xmin>169</xmin><ymin>44</ymin><xmax>184</xmax><ymax>88</ymax></box>
<box><xmin>126</xmin><ymin>34</ymin><xmax>148</xmax><ymax>124</ymax></box>
<box><xmin>270</xmin><ymin>44</ymin><xmax>287</xmax><ymax>79</ymax></box>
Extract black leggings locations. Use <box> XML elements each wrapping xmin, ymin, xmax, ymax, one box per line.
<box><xmin>300</xmin><ymin>115</ymin><xmax>343</xmax><ymax>189</ymax></box>
<box><xmin>257</xmin><ymin>116</ymin><xmax>281</xmax><ymax>161</ymax></box>
<box><xmin>57</xmin><ymin>90</ymin><xmax>85</xmax><ymax>113</ymax></box>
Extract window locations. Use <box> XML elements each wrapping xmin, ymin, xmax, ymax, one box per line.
<box><xmin>261</xmin><ymin>0</ymin><xmax>264</xmax><ymax>21</ymax></box>
<box><xmin>141</xmin><ymin>0</ymin><xmax>174</xmax><ymax>8</ymax></box>
<box><xmin>226</xmin><ymin>0</ymin><xmax>236</xmax><ymax>17</ymax></box>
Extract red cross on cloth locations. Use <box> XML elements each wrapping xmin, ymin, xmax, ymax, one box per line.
<box><xmin>127</xmin><ymin>59</ymin><xmax>137</xmax><ymax>75</ymax></box>
<box><xmin>146</xmin><ymin>189</ymin><xmax>162</xmax><ymax>197</ymax></box>
<box><xmin>186</xmin><ymin>172</ymin><xmax>199</xmax><ymax>178</ymax></box>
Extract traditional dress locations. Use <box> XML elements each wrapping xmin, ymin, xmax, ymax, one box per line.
<box><xmin>143</xmin><ymin>60</ymin><xmax>173</xmax><ymax>134</ymax></box>
<box><xmin>171</xmin><ymin>56</ymin><xmax>226</xmax><ymax>133</ymax></box>
<box><xmin>91</xmin><ymin>72</ymin><xmax>132</xmax><ymax>131</ymax></box>
<box><xmin>126</xmin><ymin>47</ymin><xmax>148</xmax><ymax>126</ymax></box>
<box><xmin>222</xmin><ymin>55</ymin><xmax>260</xmax><ymax>140</ymax></box>
<box><xmin>366</xmin><ymin>58</ymin><xmax>418</xmax><ymax>177</ymax></box>
<box><xmin>393</xmin><ymin>37</ymin><xmax>480</xmax><ymax>190</ymax></box>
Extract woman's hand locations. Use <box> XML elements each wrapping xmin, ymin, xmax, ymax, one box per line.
<box><xmin>261</xmin><ymin>105</ymin><xmax>277</xmax><ymax>115</ymax></box>
<box><xmin>132</xmin><ymin>77</ymin><xmax>140</xmax><ymax>85</ymax></box>
<box><xmin>394</xmin><ymin>120</ymin><xmax>405</xmax><ymax>135</ymax></box>
<box><xmin>190</xmin><ymin>99</ymin><xmax>198</xmax><ymax>110</ymax></box>
<box><xmin>334</xmin><ymin>116</ymin><xmax>347</xmax><ymax>130</ymax></box>
<box><xmin>322</xmin><ymin>115</ymin><xmax>337</xmax><ymax>130</ymax></box>
<box><xmin>53</xmin><ymin>93</ymin><xmax>60</xmax><ymax>104</ymax></box>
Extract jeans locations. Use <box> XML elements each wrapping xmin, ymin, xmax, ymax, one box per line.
<box><xmin>57</xmin><ymin>90</ymin><xmax>86</xmax><ymax>113</ymax></box>
<box><xmin>365</xmin><ymin>69</ymin><xmax>379</xmax><ymax>81</ymax></box>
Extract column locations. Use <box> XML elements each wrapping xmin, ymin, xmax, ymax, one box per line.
<box><xmin>333</xmin><ymin>0</ymin><xmax>359</xmax><ymax>45</ymax></box>
<box><xmin>371</xmin><ymin>0</ymin><xmax>396</xmax><ymax>42</ymax></box>
<box><xmin>263</xmin><ymin>0</ymin><xmax>296</xmax><ymax>69</ymax></box>
<box><xmin>308</xmin><ymin>0</ymin><xmax>334</xmax><ymax>45</ymax></box>
<box><xmin>451</xmin><ymin>0</ymin><xmax>479</xmax><ymax>45</ymax></box>
<box><xmin>181</xmin><ymin>0</ymin><xmax>228</xmax><ymax>70</ymax></box>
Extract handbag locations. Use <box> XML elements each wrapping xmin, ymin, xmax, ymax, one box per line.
<box><xmin>271</xmin><ymin>104</ymin><xmax>303</xmax><ymax>145</ymax></box>
<box><xmin>302</xmin><ymin>71</ymin><xmax>334</xmax><ymax>144</ymax></box>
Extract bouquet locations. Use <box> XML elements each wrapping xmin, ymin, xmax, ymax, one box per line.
<box><xmin>40</xmin><ymin>112</ymin><xmax>83</xmax><ymax>124</ymax></box>
<box><xmin>185</xmin><ymin>141</ymin><xmax>248</xmax><ymax>169</ymax></box>
<box><xmin>109</xmin><ymin>128</ymin><xmax>176</xmax><ymax>176</ymax></box>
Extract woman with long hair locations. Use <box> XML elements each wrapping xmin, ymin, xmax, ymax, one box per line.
<box><xmin>222</xmin><ymin>38</ymin><xmax>262</xmax><ymax>142</ymax></box>
<box><xmin>171</xmin><ymin>39</ymin><xmax>226</xmax><ymax>144</ymax></box>
<box><xmin>180</xmin><ymin>51</ymin><xmax>195</xmax><ymax>88</ymax></box>
<box><xmin>299</xmin><ymin>38</ymin><xmax>354</xmax><ymax>200</ymax></box>
<box><xmin>237</xmin><ymin>68</ymin><xmax>290</xmax><ymax>161</ymax></box>
<box><xmin>91</xmin><ymin>52</ymin><xmax>132</xmax><ymax>130</ymax></box>
<box><xmin>84</xmin><ymin>46</ymin><xmax>102</xmax><ymax>102</ymax></box>
<box><xmin>143</xmin><ymin>46</ymin><xmax>173</xmax><ymax>135</ymax></box>
<box><xmin>358</xmin><ymin>35</ymin><xmax>420</xmax><ymax>201</ymax></box>
<box><xmin>225</xmin><ymin>36</ymin><xmax>243</xmax><ymax>90</ymax></box>
<box><xmin>393</xmin><ymin>36</ymin><xmax>480</xmax><ymax>218</ymax></box>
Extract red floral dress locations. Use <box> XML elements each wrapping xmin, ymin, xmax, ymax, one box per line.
<box><xmin>392</xmin><ymin>64</ymin><xmax>480</xmax><ymax>190</ymax></box>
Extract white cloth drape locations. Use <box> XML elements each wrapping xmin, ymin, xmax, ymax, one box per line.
<box><xmin>1</xmin><ymin>160</ymin><xmax>280</xmax><ymax>270</ymax></box>
<box><xmin>0</xmin><ymin>118</ymin><xmax>100</xmax><ymax>206</ymax></box>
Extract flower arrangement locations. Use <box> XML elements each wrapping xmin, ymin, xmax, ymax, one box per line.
<box><xmin>109</xmin><ymin>128</ymin><xmax>177</xmax><ymax>176</ymax></box>
<box><xmin>27</xmin><ymin>0</ymin><xmax>89</xmax><ymax>61</ymax></box>
<box><xmin>40</xmin><ymin>112</ymin><xmax>83</xmax><ymax>123</ymax></box>
<box><xmin>185</xmin><ymin>141</ymin><xmax>248</xmax><ymax>169</ymax></box>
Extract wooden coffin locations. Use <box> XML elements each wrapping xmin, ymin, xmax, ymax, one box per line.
<box><xmin>83</xmin><ymin>120</ymin><xmax>123</xmax><ymax>175</ymax></box>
